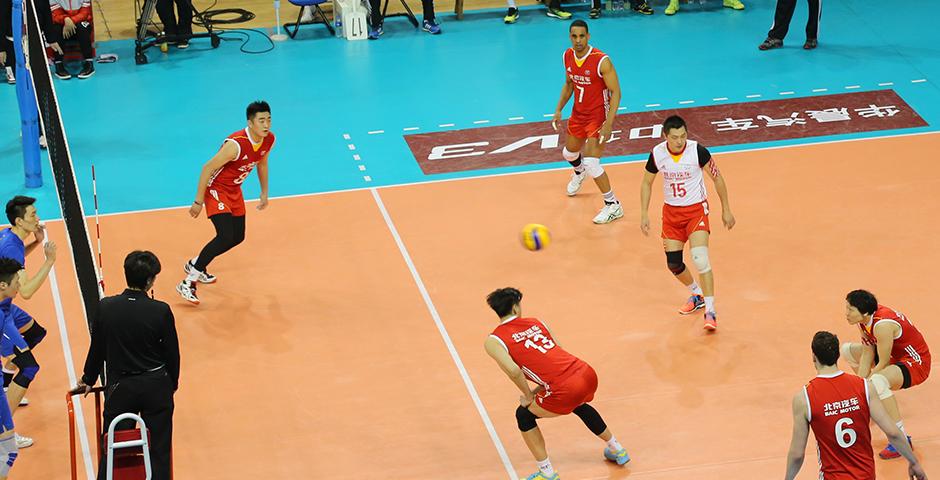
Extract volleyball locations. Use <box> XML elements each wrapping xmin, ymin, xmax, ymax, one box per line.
<box><xmin>520</xmin><ymin>224</ymin><xmax>551</xmax><ymax>251</ymax></box>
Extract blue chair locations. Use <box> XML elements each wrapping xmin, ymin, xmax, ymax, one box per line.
<box><xmin>284</xmin><ymin>0</ymin><xmax>336</xmax><ymax>38</ymax></box>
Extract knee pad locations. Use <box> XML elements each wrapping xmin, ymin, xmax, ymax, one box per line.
<box><xmin>572</xmin><ymin>404</ymin><xmax>607</xmax><ymax>436</ymax></box>
<box><xmin>515</xmin><ymin>405</ymin><xmax>539</xmax><ymax>432</ymax></box>
<box><xmin>562</xmin><ymin>148</ymin><xmax>581</xmax><ymax>162</ymax></box>
<box><xmin>690</xmin><ymin>246</ymin><xmax>711</xmax><ymax>273</ymax></box>
<box><xmin>870</xmin><ymin>373</ymin><xmax>893</xmax><ymax>400</ymax></box>
<box><xmin>583</xmin><ymin>157</ymin><xmax>604</xmax><ymax>178</ymax></box>
<box><xmin>21</xmin><ymin>323</ymin><xmax>47</xmax><ymax>350</ymax></box>
<box><xmin>840</xmin><ymin>343</ymin><xmax>858</xmax><ymax>368</ymax></box>
<box><xmin>665</xmin><ymin>250</ymin><xmax>685</xmax><ymax>275</ymax></box>
<box><xmin>11</xmin><ymin>351</ymin><xmax>39</xmax><ymax>388</ymax></box>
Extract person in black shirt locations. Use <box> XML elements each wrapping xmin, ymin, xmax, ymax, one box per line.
<box><xmin>73</xmin><ymin>251</ymin><xmax>179</xmax><ymax>480</ymax></box>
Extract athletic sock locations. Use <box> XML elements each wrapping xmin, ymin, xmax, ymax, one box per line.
<box><xmin>606</xmin><ymin>436</ymin><xmax>623</xmax><ymax>452</ymax></box>
<box><xmin>602</xmin><ymin>190</ymin><xmax>618</xmax><ymax>204</ymax></box>
<box><xmin>896</xmin><ymin>421</ymin><xmax>907</xmax><ymax>438</ymax></box>
<box><xmin>689</xmin><ymin>281</ymin><xmax>703</xmax><ymax>296</ymax></box>
<box><xmin>507</xmin><ymin>0</ymin><xmax>517</xmax><ymax>7</ymax></box>
<box><xmin>536</xmin><ymin>458</ymin><xmax>555</xmax><ymax>476</ymax></box>
<box><xmin>704</xmin><ymin>296</ymin><xmax>715</xmax><ymax>313</ymax></box>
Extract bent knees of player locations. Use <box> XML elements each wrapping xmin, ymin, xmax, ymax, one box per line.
<box><xmin>572</xmin><ymin>404</ymin><xmax>608</xmax><ymax>436</ymax></box>
<box><xmin>870</xmin><ymin>373</ymin><xmax>895</xmax><ymax>400</ymax></box>
<box><xmin>581</xmin><ymin>156</ymin><xmax>604</xmax><ymax>178</ymax></box>
<box><xmin>10</xmin><ymin>351</ymin><xmax>38</xmax><ymax>389</ymax></box>
<box><xmin>690</xmin><ymin>246</ymin><xmax>711</xmax><ymax>274</ymax></box>
<box><xmin>565</xmin><ymin>135</ymin><xmax>587</xmax><ymax>152</ymax></box>
<box><xmin>21</xmin><ymin>322</ymin><xmax>46</xmax><ymax>350</ymax></box>
<box><xmin>665</xmin><ymin>250</ymin><xmax>685</xmax><ymax>276</ymax></box>
<box><xmin>840</xmin><ymin>343</ymin><xmax>861</xmax><ymax>370</ymax></box>
<box><xmin>562</xmin><ymin>148</ymin><xmax>580</xmax><ymax>162</ymax></box>
<box><xmin>516</xmin><ymin>405</ymin><xmax>539</xmax><ymax>432</ymax></box>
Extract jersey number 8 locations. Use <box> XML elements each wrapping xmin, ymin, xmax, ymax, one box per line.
<box><xmin>835</xmin><ymin>418</ymin><xmax>857</xmax><ymax>448</ymax></box>
<box><xmin>524</xmin><ymin>334</ymin><xmax>556</xmax><ymax>354</ymax></box>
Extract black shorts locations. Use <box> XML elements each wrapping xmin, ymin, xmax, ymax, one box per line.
<box><xmin>895</xmin><ymin>361</ymin><xmax>913</xmax><ymax>389</ymax></box>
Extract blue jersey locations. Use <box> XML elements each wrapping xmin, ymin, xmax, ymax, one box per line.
<box><xmin>0</xmin><ymin>229</ymin><xmax>25</xmax><ymax>312</ymax></box>
<box><xmin>0</xmin><ymin>311</ymin><xmax>17</xmax><ymax>433</ymax></box>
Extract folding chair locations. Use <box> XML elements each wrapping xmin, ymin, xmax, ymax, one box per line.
<box><xmin>284</xmin><ymin>0</ymin><xmax>335</xmax><ymax>38</ymax></box>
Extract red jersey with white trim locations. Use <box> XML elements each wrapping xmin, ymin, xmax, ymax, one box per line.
<box><xmin>805</xmin><ymin>372</ymin><xmax>875</xmax><ymax>480</ymax></box>
<box><xmin>563</xmin><ymin>47</ymin><xmax>610</xmax><ymax>117</ymax></box>
<box><xmin>489</xmin><ymin>317</ymin><xmax>584</xmax><ymax>390</ymax></box>
<box><xmin>207</xmin><ymin>128</ymin><xmax>276</xmax><ymax>189</ymax></box>
<box><xmin>859</xmin><ymin>305</ymin><xmax>930</xmax><ymax>363</ymax></box>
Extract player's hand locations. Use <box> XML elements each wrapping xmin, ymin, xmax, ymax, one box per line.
<box><xmin>0</xmin><ymin>52</ymin><xmax>6</xmax><ymax>65</ymax></box>
<box><xmin>909</xmin><ymin>462</ymin><xmax>927</xmax><ymax>480</ymax></box>
<box><xmin>519</xmin><ymin>393</ymin><xmax>535</xmax><ymax>407</ymax></box>
<box><xmin>44</xmin><ymin>241</ymin><xmax>57</xmax><ymax>263</ymax></box>
<box><xmin>49</xmin><ymin>42</ymin><xmax>64</xmax><ymax>55</ymax></box>
<box><xmin>551</xmin><ymin>111</ymin><xmax>562</xmax><ymax>132</ymax></box>
<box><xmin>34</xmin><ymin>224</ymin><xmax>46</xmax><ymax>244</ymax></box>
<box><xmin>722</xmin><ymin>210</ymin><xmax>736</xmax><ymax>230</ymax></box>
<box><xmin>640</xmin><ymin>215</ymin><xmax>650</xmax><ymax>236</ymax></box>
<box><xmin>257</xmin><ymin>193</ymin><xmax>269</xmax><ymax>211</ymax></box>
<box><xmin>70</xmin><ymin>382</ymin><xmax>92</xmax><ymax>397</ymax></box>
<box><xmin>63</xmin><ymin>18</ymin><xmax>76</xmax><ymax>38</ymax></box>
<box><xmin>598</xmin><ymin>122</ymin><xmax>613</xmax><ymax>144</ymax></box>
<box><xmin>189</xmin><ymin>202</ymin><xmax>203</xmax><ymax>218</ymax></box>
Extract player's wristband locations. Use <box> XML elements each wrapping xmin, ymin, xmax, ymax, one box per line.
<box><xmin>193</xmin><ymin>200</ymin><xmax>203</xmax><ymax>206</ymax></box>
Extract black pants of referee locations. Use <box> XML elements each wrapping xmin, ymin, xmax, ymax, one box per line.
<box><xmin>47</xmin><ymin>23</ymin><xmax>95</xmax><ymax>61</ymax></box>
<box><xmin>767</xmin><ymin>0</ymin><xmax>820</xmax><ymax>41</ymax></box>
<box><xmin>99</xmin><ymin>369</ymin><xmax>174</xmax><ymax>480</ymax></box>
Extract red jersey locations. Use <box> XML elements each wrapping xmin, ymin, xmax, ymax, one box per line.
<box><xmin>563</xmin><ymin>47</ymin><xmax>610</xmax><ymax>117</ymax></box>
<box><xmin>208</xmin><ymin>128</ymin><xmax>276</xmax><ymax>190</ymax></box>
<box><xmin>805</xmin><ymin>372</ymin><xmax>875</xmax><ymax>480</ymax></box>
<box><xmin>859</xmin><ymin>305</ymin><xmax>930</xmax><ymax>364</ymax></box>
<box><xmin>489</xmin><ymin>317</ymin><xmax>584</xmax><ymax>390</ymax></box>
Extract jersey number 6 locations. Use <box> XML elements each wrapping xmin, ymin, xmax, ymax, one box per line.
<box><xmin>835</xmin><ymin>418</ymin><xmax>857</xmax><ymax>448</ymax></box>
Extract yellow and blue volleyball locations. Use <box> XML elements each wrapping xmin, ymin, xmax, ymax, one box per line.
<box><xmin>520</xmin><ymin>224</ymin><xmax>551</xmax><ymax>251</ymax></box>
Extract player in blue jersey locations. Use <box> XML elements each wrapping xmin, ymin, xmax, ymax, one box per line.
<box><xmin>0</xmin><ymin>258</ymin><xmax>23</xmax><ymax>478</ymax></box>
<box><xmin>0</xmin><ymin>196</ymin><xmax>58</xmax><ymax>448</ymax></box>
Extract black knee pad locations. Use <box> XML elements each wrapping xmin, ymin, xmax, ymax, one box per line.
<box><xmin>11</xmin><ymin>351</ymin><xmax>39</xmax><ymax>388</ymax></box>
<box><xmin>572</xmin><ymin>404</ymin><xmax>607</xmax><ymax>436</ymax></box>
<box><xmin>666</xmin><ymin>250</ymin><xmax>685</xmax><ymax>275</ymax></box>
<box><xmin>21</xmin><ymin>322</ymin><xmax>47</xmax><ymax>349</ymax></box>
<box><xmin>515</xmin><ymin>405</ymin><xmax>538</xmax><ymax>432</ymax></box>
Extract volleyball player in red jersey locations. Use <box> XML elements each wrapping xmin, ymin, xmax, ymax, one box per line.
<box><xmin>485</xmin><ymin>288</ymin><xmax>630</xmax><ymax>480</ymax></box>
<box><xmin>176</xmin><ymin>101</ymin><xmax>275</xmax><ymax>305</ymax></box>
<box><xmin>551</xmin><ymin>20</ymin><xmax>624</xmax><ymax>225</ymax></box>
<box><xmin>840</xmin><ymin>289</ymin><xmax>931</xmax><ymax>459</ymax></box>
<box><xmin>784</xmin><ymin>331</ymin><xmax>926</xmax><ymax>480</ymax></box>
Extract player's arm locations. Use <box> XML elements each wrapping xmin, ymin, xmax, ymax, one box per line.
<box><xmin>702</xmin><ymin>147</ymin><xmax>735</xmax><ymax>230</ymax></box>
<box><xmin>869</xmin><ymin>323</ymin><xmax>898</xmax><ymax>376</ymax></box>
<box><xmin>857</xmin><ymin>342</ymin><xmax>877</xmax><ymax>378</ymax></box>
<box><xmin>639</xmin><ymin>160</ymin><xmax>657</xmax><ymax>236</ymax></box>
<box><xmin>485</xmin><ymin>337</ymin><xmax>534</xmax><ymax>398</ymax></box>
<box><xmin>190</xmin><ymin>141</ymin><xmax>239</xmax><ymax>217</ymax></box>
<box><xmin>552</xmin><ymin>75</ymin><xmax>575</xmax><ymax>131</ymax></box>
<box><xmin>17</xmin><ymin>243</ymin><xmax>57</xmax><ymax>300</ymax></box>
<box><xmin>868</xmin><ymin>379</ymin><xmax>927</xmax><ymax>479</ymax></box>
<box><xmin>598</xmin><ymin>57</ymin><xmax>621</xmax><ymax>143</ymax></box>
<box><xmin>784</xmin><ymin>391</ymin><xmax>810</xmax><ymax>480</ymax></box>
<box><xmin>256</xmin><ymin>153</ymin><xmax>270</xmax><ymax>210</ymax></box>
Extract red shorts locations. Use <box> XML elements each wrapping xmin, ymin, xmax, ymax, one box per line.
<box><xmin>205</xmin><ymin>186</ymin><xmax>245</xmax><ymax>217</ymax></box>
<box><xmin>567</xmin><ymin>110</ymin><xmax>606</xmax><ymax>140</ymax></box>
<box><xmin>662</xmin><ymin>201</ymin><xmax>710</xmax><ymax>243</ymax></box>
<box><xmin>535</xmin><ymin>363</ymin><xmax>598</xmax><ymax>415</ymax></box>
<box><xmin>896</xmin><ymin>353</ymin><xmax>931</xmax><ymax>389</ymax></box>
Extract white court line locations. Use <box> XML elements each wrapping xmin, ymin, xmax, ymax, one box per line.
<box><xmin>812</xmin><ymin>88</ymin><xmax>828</xmax><ymax>93</ymax></box>
<box><xmin>363</xmin><ymin>175</ymin><xmax>372</xmax><ymax>182</ymax></box>
<box><xmin>347</xmin><ymin>144</ymin><xmax>356</xmax><ymax>151</ymax></box>
<box><xmin>49</xmin><ymin>265</ymin><xmax>96</xmax><ymax>480</ymax></box>
<box><xmin>712</xmin><ymin>97</ymin><xmax>729</xmax><ymax>101</ymax></box>
<box><xmin>403</xmin><ymin>127</ymin><xmax>420</xmax><ymax>132</ymax></box>
<box><xmin>542</xmin><ymin>113</ymin><xmax>554</xmax><ymax>118</ymax></box>
<box><xmin>438</xmin><ymin>123</ymin><xmax>455</xmax><ymax>128</ymax></box>
<box><xmin>845</xmin><ymin>85</ymin><xmax>861</xmax><ymax>90</ymax></box>
<box><xmin>508</xmin><ymin>117</ymin><xmax>525</xmax><ymax>121</ymax></box>
<box><xmin>779</xmin><ymin>91</ymin><xmax>795</xmax><ymax>96</ymax></box>
<box><xmin>81</xmin><ymin>130</ymin><xmax>940</xmax><ymax>221</ymax></box>
<box><xmin>912</xmin><ymin>79</ymin><xmax>927</xmax><ymax>83</ymax></box>
<box><xmin>746</xmin><ymin>94</ymin><xmax>761</xmax><ymax>99</ymax></box>
<box><xmin>358</xmin><ymin>165</ymin><xmax>366</xmax><ymax>171</ymax></box>
<box><xmin>617</xmin><ymin>106</ymin><xmax>627</xmax><ymax>111</ymax></box>
<box><xmin>353</xmin><ymin>154</ymin><xmax>361</xmax><ymax>161</ymax></box>
<box><xmin>342</xmin><ymin>134</ymin><xmax>351</xmax><ymax>140</ymax></box>
<box><xmin>645</xmin><ymin>103</ymin><xmax>661</xmax><ymax>108</ymax></box>
<box><xmin>473</xmin><ymin>120</ymin><xmax>491</xmax><ymax>124</ymax></box>
<box><xmin>878</xmin><ymin>82</ymin><xmax>894</xmax><ymax>87</ymax></box>
<box><xmin>679</xmin><ymin>100</ymin><xmax>695</xmax><ymax>105</ymax></box>
<box><xmin>370</xmin><ymin>188</ymin><xmax>517</xmax><ymax>480</ymax></box>
<box><xmin>367</xmin><ymin>130</ymin><xmax>385</xmax><ymax>135</ymax></box>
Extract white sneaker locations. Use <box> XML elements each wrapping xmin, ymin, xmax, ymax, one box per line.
<box><xmin>566</xmin><ymin>171</ymin><xmax>587</xmax><ymax>196</ymax></box>
<box><xmin>5</xmin><ymin>67</ymin><xmax>14</xmax><ymax>85</ymax></box>
<box><xmin>176</xmin><ymin>281</ymin><xmax>200</xmax><ymax>305</ymax></box>
<box><xmin>592</xmin><ymin>202</ymin><xmax>624</xmax><ymax>224</ymax></box>
<box><xmin>184</xmin><ymin>261</ymin><xmax>216</xmax><ymax>284</ymax></box>
<box><xmin>15</xmin><ymin>433</ymin><xmax>33</xmax><ymax>448</ymax></box>
<box><xmin>300</xmin><ymin>6</ymin><xmax>315</xmax><ymax>22</ymax></box>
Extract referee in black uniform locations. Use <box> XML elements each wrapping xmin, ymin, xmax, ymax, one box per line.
<box><xmin>758</xmin><ymin>0</ymin><xmax>820</xmax><ymax>51</ymax></box>
<box><xmin>73</xmin><ymin>251</ymin><xmax>180</xmax><ymax>480</ymax></box>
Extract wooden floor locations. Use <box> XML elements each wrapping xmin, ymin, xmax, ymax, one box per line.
<box><xmin>92</xmin><ymin>0</ymin><xmax>528</xmax><ymax>40</ymax></box>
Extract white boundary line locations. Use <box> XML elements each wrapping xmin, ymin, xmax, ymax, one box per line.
<box><xmin>56</xmin><ymin>130</ymin><xmax>938</xmax><ymax>223</ymax></box>
<box><xmin>369</xmin><ymin>188</ymin><xmax>517</xmax><ymax>480</ymax></box>
<box><xmin>49</xmin><ymin>264</ymin><xmax>95</xmax><ymax>480</ymax></box>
